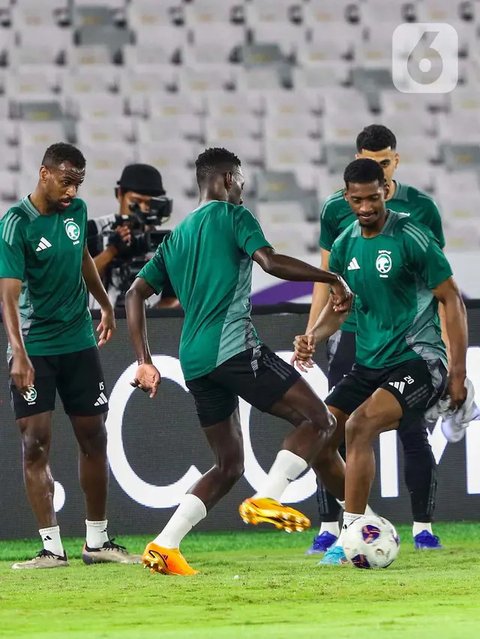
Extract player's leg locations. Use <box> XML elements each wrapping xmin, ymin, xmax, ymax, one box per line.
<box><xmin>143</xmin><ymin>377</ymin><xmax>243</xmax><ymax>575</ymax></box>
<box><xmin>58</xmin><ymin>347</ymin><xmax>136</xmax><ymax>564</ymax></box>
<box><xmin>218</xmin><ymin>344</ymin><xmax>342</xmax><ymax>531</ymax></box>
<box><xmin>310</xmin><ymin>330</ymin><xmax>355</xmax><ymax>553</ymax></box>
<box><xmin>9</xmin><ymin>357</ymin><xmax>68</xmax><ymax>569</ymax></box>
<box><xmin>398</xmin><ymin>417</ymin><xmax>441</xmax><ymax>549</ymax></box>
<box><xmin>343</xmin><ymin>359</ymin><xmax>447</xmax><ymax>533</ymax></box>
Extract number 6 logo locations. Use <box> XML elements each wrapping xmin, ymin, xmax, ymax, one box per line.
<box><xmin>392</xmin><ymin>23</ymin><xmax>458</xmax><ymax>94</ymax></box>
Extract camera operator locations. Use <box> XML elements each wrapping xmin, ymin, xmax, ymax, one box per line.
<box><xmin>88</xmin><ymin>164</ymin><xmax>179</xmax><ymax>309</ymax></box>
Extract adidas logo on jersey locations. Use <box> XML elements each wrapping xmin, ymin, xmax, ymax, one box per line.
<box><xmin>389</xmin><ymin>381</ymin><xmax>406</xmax><ymax>394</ymax></box>
<box><xmin>36</xmin><ymin>237</ymin><xmax>52</xmax><ymax>252</ymax></box>
<box><xmin>347</xmin><ymin>257</ymin><xmax>360</xmax><ymax>270</ymax></box>
<box><xmin>94</xmin><ymin>392</ymin><xmax>108</xmax><ymax>407</ymax></box>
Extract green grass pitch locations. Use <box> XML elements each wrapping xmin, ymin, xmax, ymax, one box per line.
<box><xmin>1</xmin><ymin>522</ymin><xmax>479</xmax><ymax>639</ymax></box>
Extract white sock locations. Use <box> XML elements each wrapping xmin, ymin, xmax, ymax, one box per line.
<box><xmin>319</xmin><ymin>522</ymin><xmax>340</xmax><ymax>537</ymax></box>
<box><xmin>153</xmin><ymin>494</ymin><xmax>207</xmax><ymax>549</ymax></box>
<box><xmin>253</xmin><ymin>450</ymin><xmax>308</xmax><ymax>501</ymax></box>
<box><xmin>336</xmin><ymin>499</ymin><xmax>346</xmax><ymax>509</ymax></box>
<box><xmin>413</xmin><ymin>522</ymin><xmax>432</xmax><ymax>536</ymax></box>
<box><xmin>86</xmin><ymin>520</ymin><xmax>109</xmax><ymax>549</ymax></box>
<box><xmin>364</xmin><ymin>504</ymin><xmax>375</xmax><ymax>516</ymax></box>
<box><xmin>337</xmin><ymin>512</ymin><xmax>363</xmax><ymax>546</ymax></box>
<box><xmin>39</xmin><ymin>525</ymin><xmax>64</xmax><ymax>557</ymax></box>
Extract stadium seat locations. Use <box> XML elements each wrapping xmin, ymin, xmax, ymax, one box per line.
<box><xmin>292</xmin><ymin>62</ymin><xmax>351</xmax><ymax>90</ymax></box>
<box><xmin>362</xmin><ymin>0</ymin><xmax>416</xmax><ymax>24</ymax></box>
<box><xmin>265</xmin><ymin>138</ymin><xmax>322</xmax><ymax>167</ymax></box>
<box><xmin>265</xmin><ymin>113</ymin><xmax>321</xmax><ymax>140</ymax></box>
<box><xmin>76</xmin><ymin>117</ymin><xmax>135</xmax><ymax>146</ymax></box>
<box><xmin>322</xmin><ymin>111</ymin><xmax>373</xmax><ymax>143</ymax></box>
<box><xmin>16</xmin><ymin>120</ymin><xmax>68</xmax><ymax>147</ymax></box>
<box><xmin>127</xmin><ymin>0</ymin><xmax>183</xmax><ymax>30</ymax></box>
<box><xmin>320</xmin><ymin>87</ymin><xmax>371</xmax><ymax>116</ymax></box>
<box><xmin>263</xmin><ymin>89</ymin><xmax>320</xmax><ymax>117</ymax></box>
<box><xmin>13</xmin><ymin>99</ymin><xmax>64</xmax><ymax>122</ymax></box>
<box><xmin>441</xmin><ymin>143</ymin><xmax>480</xmax><ymax>171</ymax></box>
<box><xmin>68</xmin><ymin>44</ymin><xmax>113</xmax><ymax>67</ymax></box>
<box><xmin>67</xmin><ymin>94</ymin><xmax>126</xmax><ymax>120</ymax></box>
<box><xmin>256</xmin><ymin>221</ymin><xmax>318</xmax><ymax>255</ymax></box>
<box><xmin>62</xmin><ymin>68</ymin><xmax>119</xmax><ymax>95</ymax></box>
<box><xmin>205</xmin><ymin>113</ymin><xmax>262</xmax><ymax>143</ymax></box>
<box><xmin>380</xmin><ymin>111</ymin><xmax>437</xmax><ymax>138</ymax></box>
<box><xmin>395</xmin><ymin>164</ymin><xmax>436</xmax><ymax>193</ymax></box>
<box><xmin>437</xmin><ymin>113</ymin><xmax>480</xmax><ymax>144</ymax></box>
<box><xmin>324</xmin><ymin>143</ymin><xmax>357</xmax><ymax>173</ymax></box>
<box><xmin>245</xmin><ymin>0</ymin><xmax>303</xmax><ymax>26</ymax></box>
<box><xmin>0</xmin><ymin>170</ymin><xmax>19</xmax><ymax>201</ymax></box>
<box><xmin>80</xmin><ymin>143</ymin><xmax>137</xmax><ymax>174</ymax></box>
<box><xmin>250</xmin><ymin>22</ymin><xmax>306</xmax><ymax>58</ymax></box>
<box><xmin>304</xmin><ymin>0</ymin><xmax>361</xmax><ymax>25</ymax></box>
<box><xmin>4</xmin><ymin>67</ymin><xmax>62</xmax><ymax>99</ymax></box>
<box><xmin>136</xmin><ymin>115</ymin><xmax>203</xmax><ymax>143</ymax></box>
<box><xmin>138</xmin><ymin>140</ymin><xmax>198</xmax><ymax>172</ymax></box>
<box><xmin>12</xmin><ymin>0</ymin><xmax>69</xmax><ymax>28</ymax></box>
<box><xmin>185</xmin><ymin>0</ymin><xmax>244</xmax><ymax>25</ymax></box>
<box><xmin>417</xmin><ymin>0</ymin><xmax>475</xmax><ymax>23</ymax></box>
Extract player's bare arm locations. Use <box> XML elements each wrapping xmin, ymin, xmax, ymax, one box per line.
<box><xmin>306</xmin><ymin>248</ymin><xmax>331</xmax><ymax>332</ymax></box>
<box><xmin>252</xmin><ymin>246</ymin><xmax>352</xmax><ymax>312</ymax></box>
<box><xmin>432</xmin><ymin>277</ymin><xmax>468</xmax><ymax>408</ymax></box>
<box><xmin>292</xmin><ymin>299</ymin><xmax>348</xmax><ymax>371</ymax></box>
<box><xmin>0</xmin><ymin>277</ymin><xmax>35</xmax><ymax>393</ymax></box>
<box><xmin>125</xmin><ymin>276</ymin><xmax>161</xmax><ymax>398</ymax></box>
<box><xmin>82</xmin><ymin>246</ymin><xmax>116</xmax><ymax>346</ymax></box>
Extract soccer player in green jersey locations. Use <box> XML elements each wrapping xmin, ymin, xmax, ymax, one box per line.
<box><xmin>294</xmin><ymin>159</ymin><xmax>467</xmax><ymax>563</ymax></box>
<box><xmin>306</xmin><ymin>125</ymin><xmax>446</xmax><ymax>557</ymax></box>
<box><xmin>125</xmin><ymin>147</ymin><xmax>352</xmax><ymax>576</ymax></box>
<box><xmin>0</xmin><ymin>143</ymin><xmax>136</xmax><ymax>568</ymax></box>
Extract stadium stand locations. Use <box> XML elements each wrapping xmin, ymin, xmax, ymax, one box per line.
<box><xmin>0</xmin><ymin>0</ymin><xmax>479</xmax><ymax>252</ymax></box>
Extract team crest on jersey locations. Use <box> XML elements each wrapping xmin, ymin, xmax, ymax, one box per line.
<box><xmin>376</xmin><ymin>250</ymin><xmax>392</xmax><ymax>278</ymax></box>
<box><xmin>22</xmin><ymin>386</ymin><xmax>37</xmax><ymax>404</ymax></box>
<box><xmin>64</xmin><ymin>220</ymin><xmax>81</xmax><ymax>244</ymax></box>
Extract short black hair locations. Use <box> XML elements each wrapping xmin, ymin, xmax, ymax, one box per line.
<box><xmin>41</xmin><ymin>142</ymin><xmax>86</xmax><ymax>170</ymax></box>
<box><xmin>356</xmin><ymin>124</ymin><xmax>397</xmax><ymax>153</ymax></box>
<box><xmin>344</xmin><ymin>158</ymin><xmax>385</xmax><ymax>188</ymax></box>
<box><xmin>195</xmin><ymin>147</ymin><xmax>241</xmax><ymax>187</ymax></box>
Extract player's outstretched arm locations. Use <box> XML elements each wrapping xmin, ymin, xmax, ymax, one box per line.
<box><xmin>0</xmin><ymin>278</ymin><xmax>35</xmax><ymax>393</ymax></box>
<box><xmin>252</xmin><ymin>246</ymin><xmax>352</xmax><ymax>312</ymax></box>
<box><xmin>433</xmin><ymin>277</ymin><xmax>468</xmax><ymax>408</ymax></box>
<box><xmin>291</xmin><ymin>299</ymin><xmax>348</xmax><ymax>372</ymax></box>
<box><xmin>125</xmin><ymin>277</ymin><xmax>161</xmax><ymax>398</ymax></box>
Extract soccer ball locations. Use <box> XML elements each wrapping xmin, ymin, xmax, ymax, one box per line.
<box><xmin>343</xmin><ymin>514</ymin><xmax>400</xmax><ymax>569</ymax></box>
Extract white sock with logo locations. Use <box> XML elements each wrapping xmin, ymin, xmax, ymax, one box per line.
<box><xmin>86</xmin><ymin>520</ymin><xmax>109</xmax><ymax>549</ymax></box>
<box><xmin>413</xmin><ymin>522</ymin><xmax>433</xmax><ymax>536</ymax></box>
<box><xmin>253</xmin><ymin>450</ymin><xmax>308</xmax><ymax>501</ymax></box>
<box><xmin>336</xmin><ymin>512</ymin><xmax>364</xmax><ymax>546</ymax></box>
<box><xmin>153</xmin><ymin>494</ymin><xmax>207</xmax><ymax>549</ymax></box>
<box><xmin>319</xmin><ymin>522</ymin><xmax>340</xmax><ymax>537</ymax></box>
<box><xmin>39</xmin><ymin>525</ymin><xmax>64</xmax><ymax>557</ymax></box>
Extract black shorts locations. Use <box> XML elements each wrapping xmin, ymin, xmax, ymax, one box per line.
<box><xmin>9</xmin><ymin>347</ymin><xmax>108</xmax><ymax>419</ymax></box>
<box><xmin>186</xmin><ymin>345</ymin><xmax>301</xmax><ymax>427</ymax></box>
<box><xmin>325</xmin><ymin>358</ymin><xmax>447</xmax><ymax>421</ymax></box>
<box><xmin>326</xmin><ymin>329</ymin><xmax>356</xmax><ymax>390</ymax></box>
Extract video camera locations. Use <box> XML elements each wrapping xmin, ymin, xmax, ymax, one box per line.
<box><xmin>103</xmin><ymin>195</ymin><xmax>173</xmax><ymax>302</ymax></box>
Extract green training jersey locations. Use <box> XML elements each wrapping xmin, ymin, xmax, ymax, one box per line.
<box><xmin>319</xmin><ymin>181</ymin><xmax>445</xmax><ymax>332</ymax></box>
<box><xmin>0</xmin><ymin>196</ymin><xmax>96</xmax><ymax>356</ymax></box>
<box><xmin>139</xmin><ymin>200</ymin><xmax>271</xmax><ymax>381</ymax></box>
<box><xmin>329</xmin><ymin>210</ymin><xmax>452</xmax><ymax>370</ymax></box>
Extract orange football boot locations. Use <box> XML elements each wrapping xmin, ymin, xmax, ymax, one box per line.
<box><xmin>239</xmin><ymin>497</ymin><xmax>311</xmax><ymax>533</ymax></box>
<box><xmin>142</xmin><ymin>542</ymin><xmax>198</xmax><ymax>576</ymax></box>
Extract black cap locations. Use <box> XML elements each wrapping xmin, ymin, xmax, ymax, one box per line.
<box><xmin>117</xmin><ymin>164</ymin><xmax>165</xmax><ymax>196</ymax></box>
